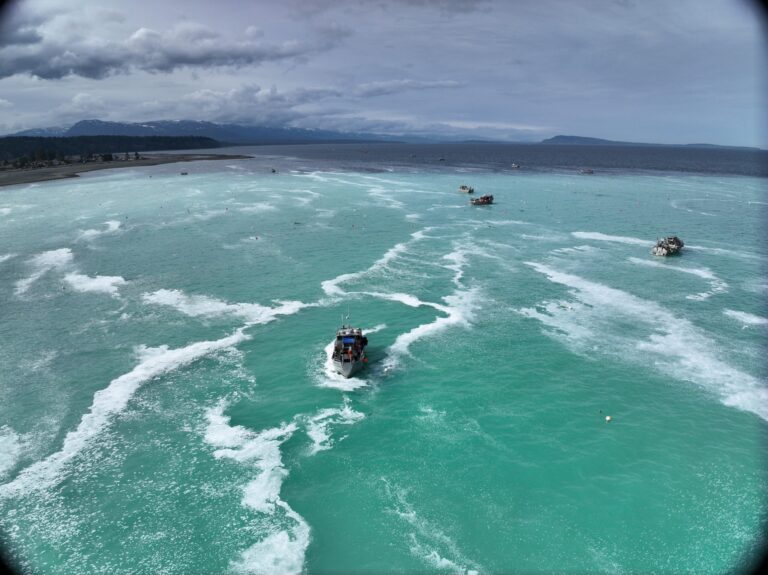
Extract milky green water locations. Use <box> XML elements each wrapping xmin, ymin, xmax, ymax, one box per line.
<box><xmin>0</xmin><ymin>152</ymin><xmax>766</xmax><ymax>574</ymax></box>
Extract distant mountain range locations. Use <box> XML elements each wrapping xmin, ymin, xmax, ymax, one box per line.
<box><xmin>10</xmin><ymin>119</ymin><xmax>397</xmax><ymax>144</ymax></box>
<box><xmin>540</xmin><ymin>135</ymin><xmax>761</xmax><ymax>151</ymax></box>
<box><xmin>5</xmin><ymin>122</ymin><xmax>759</xmax><ymax>150</ymax></box>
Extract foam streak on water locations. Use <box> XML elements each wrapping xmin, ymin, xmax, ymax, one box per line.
<box><xmin>204</xmin><ymin>399</ymin><xmax>309</xmax><ymax>575</ymax></box>
<box><xmin>520</xmin><ymin>261</ymin><xmax>768</xmax><ymax>421</ymax></box>
<box><xmin>0</xmin><ymin>329</ymin><xmax>250</xmax><ymax>498</ymax></box>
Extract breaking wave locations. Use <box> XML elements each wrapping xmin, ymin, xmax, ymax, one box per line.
<box><xmin>15</xmin><ymin>248</ymin><xmax>74</xmax><ymax>295</ymax></box>
<box><xmin>64</xmin><ymin>272</ymin><xmax>126</xmax><ymax>297</ymax></box>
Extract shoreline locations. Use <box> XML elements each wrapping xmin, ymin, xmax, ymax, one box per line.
<box><xmin>0</xmin><ymin>153</ymin><xmax>253</xmax><ymax>188</ymax></box>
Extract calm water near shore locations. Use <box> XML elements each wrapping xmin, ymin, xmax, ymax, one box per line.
<box><xmin>0</xmin><ymin>143</ymin><xmax>766</xmax><ymax>574</ymax></box>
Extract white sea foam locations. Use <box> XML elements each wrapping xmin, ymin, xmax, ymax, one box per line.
<box><xmin>723</xmin><ymin>310</ymin><xmax>768</xmax><ymax>327</ymax></box>
<box><xmin>204</xmin><ymin>399</ymin><xmax>309</xmax><ymax>575</ymax></box>
<box><xmin>520</xmin><ymin>262</ymin><xmax>768</xmax><ymax>422</ymax></box>
<box><xmin>76</xmin><ymin>220</ymin><xmax>122</xmax><ymax>242</ymax></box>
<box><xmin>0</xmin><ymin>426</ymin><xmax>24</xmax><ymax>480</ymax></box>
<box><xmin>321</xmin><ymin>229</ymin><xmax>431</xmax><ymax>296</ymax></box>
<box><xmin>15</xmin><ymin>248</ymin><xmax>74</xmax><ymax>294</ymax></box>
<box><xmin>405</xmin><ymin>213</ymin><xmax>421</xmax><ymax>221</ymax></box>
<box><xmin>365</xmin><ymin>292</ymin><xmax>448</xmax><ymax>313</ymax></box>
<box><xmin>0</xmin><ymin>253</ymin><xmax>15</xmax><ymax>264</ymax></box>
<box><xmin>319</xmin><ymin>340</ymin><xmax>369</xmax><ymax>391</ymax></box>
<box><xmin>0</xmin><ymin>207</ymin><xmax>11</xmax><ymax>216</ymax></box>
<box><xmin>0</xmin><ymin>329</ymin><xmax>249</xmax><ymax>498</ymax></box>
<box><xmin>230</xmin><ymin>504</ymin><xmax>310</xmax><ymax>575</ymax></box>
<box><xmin>305</xmin><ymin>399</ymin><xmax>365</xmax><ymax>455</ymax></box>
<box><xmin>64</xmin><ymin>272</ymin><xmax>126</xmax><ymax>297</ymax></box>
<box><xmin>367</xmin><ymin>186</ymin><xmax>405</xmax><ymax>209</ymax></box>
<box><xmin>143</xmin><ymin>289</ymin><xmax>312</xmax><ymax>325</ymax></box>
<box><xmin>441</xmin><ymin>237</ymin><xmax>502</xmax><ymax>287</ymax></box>
<box><xmin>572</xmin><ymin>231</ymin><xmax>650</xmax><ymax>246</ymax></box>
<box><xmin>627</xmin><ymin>257</ymin><xmax>728</xmax><ymax>300</ymax></box>
<box><xmin>551</xmin><ymin>245</ymin><xmax>599</xmax><ymax>255</ymax></box>
<box><xmin>384</xmin><ymin>288</ymin><xmax>478</xmax><ymax>370</ymax></box>
<box><xmin>521</xmin><ymin>233</ymin><xmax>566</xmax><ymax>242</ymax></box>
<box><xmin>669</xmin><ymin>199</ymin><xmax>717</xmax><ymax>217</ymax></box>
<box><xmin>384</xmin><ymin>480</ymin><xmax>482</xmax><ymax>575</ymax></box>
<box><xmin>685</xmin><ymin>244</ymin><xmax>764</xmax><ymax>261</ymax></box>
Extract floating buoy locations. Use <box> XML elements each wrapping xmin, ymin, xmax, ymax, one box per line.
<box><xmin>605</xmin><ymin>415</ymin><xmax>612</xmax><ymax>423</ymax></box>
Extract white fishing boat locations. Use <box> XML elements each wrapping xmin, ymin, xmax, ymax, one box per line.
<box><xmin>651</xmin><ymin>236</ymin><xmax>684</xmax><ymax>256</ymax></box>
<box><xmin>331</xmin><ymin>323</ymin><xmax>369</xmax><ymax>378</ymax></box>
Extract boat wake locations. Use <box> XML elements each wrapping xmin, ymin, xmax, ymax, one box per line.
<box><xmin>627</xmin><ymin>257</ymin><xmax>728</xmax><ymax>300</ymax></box>
<box><xmin>0</xmin><ymin>328</ymin><xmax>250</xmax><ymax>499</ymax></box>
<box><xmin>571</xmin><ymin>231</ymin><xmax>650</xmax><ymax>246</ymax></box>
<box><xmin>204</xmin><ymin>399</ymin><xmax>309</xmax><ymax>575</ymax></box>
<box><xmin>519</xmin><ymin>262</ymin><xmax>768</xmax><ymax>422</ymax></box>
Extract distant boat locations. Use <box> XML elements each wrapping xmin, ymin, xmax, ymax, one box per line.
<box><xmin>458</xmin><ymin>184</ymin><xmax>475</xmax><ymax>193</ymax></box>
<box><xmin>579</xmin><ymin>168</ymin><xmax>594</xmax><ymax>174</ymax></box>
<box><xmin>651</xmin><ymin>236</ymin><xmax>684</xmax><ymax>256</ymax></box>
<box><xmin>331</xmin><ymin>324</ymin><xmax>369</xmax><ymax>378</ymax></box>
<box><xmin>511</xmin><ymin>163</ymin><xmax>520</xmax><ymax>169</ymax></box>
<box><xmin>470</xmin><ymin>194</ymin><xmax>494</xmax><ymax>206</ymax></box>
<box><xmin>180</xmin><ymin>171</ymin><xmax>188</xmax><ymax>175</ymax></box>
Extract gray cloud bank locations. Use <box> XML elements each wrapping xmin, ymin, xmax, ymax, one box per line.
<box><xmin>0</xmin><ymin>0</ymin><xmax>763</xmax><ymax>146</ymax></box>
<box><xmin>0</xmin><ymin>12</ymin><xmax>345</xmax><ymax>79</ymax></box>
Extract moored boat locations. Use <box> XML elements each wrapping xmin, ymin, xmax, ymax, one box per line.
<box><xmin>470</xmin><ymin>194</ymin><xmax>494</xmax><ymax>205</ymax></box>
<box><xmin>331</xmin><ymin>324</ymin><xmax>369</xmax><ymax>378</ymax></box>
<box><xmin>651</xmin><ymin>235</ymin><xmax>684</xmax><ymax>256</ymax></box>
<box><xmin>458</xmin><ymin>184</ymin><xmax>475</xmax><ymax>193</ymax></box>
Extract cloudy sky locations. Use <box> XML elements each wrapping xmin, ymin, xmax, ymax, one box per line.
<box><xmin>0</xmin><ymin>0</ymin><xmax>764</xmax><ymax>146</ymax></box>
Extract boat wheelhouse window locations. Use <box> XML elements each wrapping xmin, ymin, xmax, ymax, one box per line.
<box><xmin>342</xmin><ymin>337</ymin><xmax>356</xmax><ymax>344</ymax></box>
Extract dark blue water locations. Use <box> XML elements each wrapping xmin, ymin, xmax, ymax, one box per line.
<box><xmin>223</xmin><ymin>142</ymin><xmax>768</xmax><ymax>178</ymax></box>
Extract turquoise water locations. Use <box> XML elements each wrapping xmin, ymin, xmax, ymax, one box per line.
<box><xmin>0</xmin><ymin>149</ymin><xmax>766</xmax><ymax>574</ymax></box>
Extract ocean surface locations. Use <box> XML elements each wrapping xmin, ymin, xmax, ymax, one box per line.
<box><xmin>0</xmin><ymin>143</ymin><xmax>766</xmax><ymax>574</ymax></box>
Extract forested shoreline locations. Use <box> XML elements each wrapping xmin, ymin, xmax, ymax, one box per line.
<box><xmin>0</xmin><ymin>136</ymin><xmax>220</xmax><ymax>166</ymax></box>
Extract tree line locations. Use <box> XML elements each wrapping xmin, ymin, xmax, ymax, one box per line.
<box><xmin>0</xmin><ymin>135</ymin><xmax>221</xmax><ymax>166</ymax></box>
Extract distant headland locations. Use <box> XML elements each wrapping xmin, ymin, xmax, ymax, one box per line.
<box><xmin>540</xmin><ymin>135</ymin><xmax>762</xmax><ymax>151</ymax></box>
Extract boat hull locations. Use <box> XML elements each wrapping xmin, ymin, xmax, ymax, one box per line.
<box><xmin>332</xmin><ymin>356</ymin><xmax>365</xmax><ymax>378</ymax></box>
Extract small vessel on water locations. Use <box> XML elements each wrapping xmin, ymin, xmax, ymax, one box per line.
<box><xmin>459</xmin><ymin>184</ymin><xmax>475</xmax><ymax>193</ymax></box>
<box><xmin>332</xmin><ymin>323</ymin><xmax>369</xmax><ymax>378</ymax></box>
<box><xmin>470</xmin><ymin>194</ymin><xmax>494</xmax><ymax>206</ymax></box>
<box><xmin>651</xmin><ymin>236</ymin><xmax>684</xmax><ymax>256</ymax></box>
<box><xmin>579</xmin><ymin>168</ymin><xmax>594</xmax><ymax>174</ymax></box>
<box><xmin>510</xmin><ymin>163</ymin><xmax>520</xmax><ymax>169</ymax></box>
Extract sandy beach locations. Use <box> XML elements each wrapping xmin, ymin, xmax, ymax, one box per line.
<box><xmin>0</xmin><ymin>153</ymin><xmax>253</xmax><ymax>188</ymax></box>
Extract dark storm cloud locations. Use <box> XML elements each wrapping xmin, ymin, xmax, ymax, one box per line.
<box><xmin>0</xmin><ymin>18</ymin><xmax>348</xmax><ymax>80</ymax></box>
<box><xmin>0</xmin><ymin>10</ymin><xmax>45</xmax><ymax>47</ymax></box>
